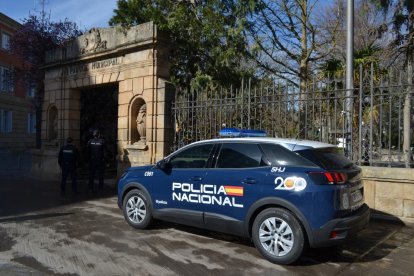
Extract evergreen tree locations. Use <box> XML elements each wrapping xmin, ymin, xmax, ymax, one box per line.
<box><xmin>109</xmin><ymin>0</ymin><xmax>255</xmax><ymax>93</ymax></box>
<box><xmin>373</xmin><ymin>0</ymin><xmax>413</xmax><ymax>167</ymax></box>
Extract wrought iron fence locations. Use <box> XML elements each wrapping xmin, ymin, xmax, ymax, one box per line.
<box><xmin>172</xmin><ymin>64</ymin><xmax>414</xmax><ymax>167</ymax></box>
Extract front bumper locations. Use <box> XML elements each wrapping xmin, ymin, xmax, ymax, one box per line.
<box><xmin>310</xmin><ymin>203</ymin><xmax>370</xmax><ymax>248</ymax></box>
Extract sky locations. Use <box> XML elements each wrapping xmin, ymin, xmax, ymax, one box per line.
<box><xmin>1</xmin><ymin>0</ymin><xmax>118</xmax><ymax>31</ymax></box>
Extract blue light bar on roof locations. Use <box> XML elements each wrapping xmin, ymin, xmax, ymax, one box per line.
<box><xmin>240</xmin><ymin>129</ymin><xmax>268</xmax><ymax>137</ymax></box>
<box><xmin>219</xmin><ymin>128</ymin><xmax>267</xmax><ymax>137</ymax></box>
<box><xmin>219</xmin><ymin>128</ymin><xmax>241</xmax><ymax>137</ymax></box>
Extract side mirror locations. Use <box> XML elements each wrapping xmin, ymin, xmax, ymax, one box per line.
<box><xmin>156</xmin><ymin>159</ymin><xmax>168</xmax><ymax>170</ymax></box>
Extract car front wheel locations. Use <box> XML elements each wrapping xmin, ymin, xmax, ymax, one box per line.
<box><xmin>123</xmin><ymin>189</ymin><xmax>152</xmax><ymax>229</ymax></box>
<box><xmin>252</xmin><ymin>208</ymin><xmax>304</xmax><ymax>265</ymax></box>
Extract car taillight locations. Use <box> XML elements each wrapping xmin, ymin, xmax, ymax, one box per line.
<box><xmin>308</xmin><ymin>171</ymin><xmax>347</xmax><ymax>185</ymax></box>
<box><xmin>323</xmin><ymin>172</ymin><xmax>335</xmax><ymax>184</ymax></box>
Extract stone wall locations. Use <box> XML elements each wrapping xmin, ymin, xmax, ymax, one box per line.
<box><xmin>362</xmin><ymin>166</ymin><xmax>414</xmax><ymax>222</ymax></box>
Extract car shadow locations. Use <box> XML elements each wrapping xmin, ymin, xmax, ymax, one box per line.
<box><xmin>148</xmin><ymin>216</ymin><xmax>412</xmax><ymax>266</ymax></box>
<box><xmin>298</xmin><ymin>218</ymin><xmax>411</xmax><ymax>266</ymax></box>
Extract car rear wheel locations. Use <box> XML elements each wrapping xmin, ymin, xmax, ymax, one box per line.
<box><xmin>252</xmin><ymin>208</ymin><xmax>304</xmax><ymax>265</ymax></box>
<box><xmin>123</xmin><ymin>189</ymin><xmax>152</xmax><ymax>229</ymax></box>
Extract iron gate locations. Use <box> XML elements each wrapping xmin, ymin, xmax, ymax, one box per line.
<box><xmin>172</xmin><ymin>65</ymin><xmax>414</xmax><ymax>167</ymax></box>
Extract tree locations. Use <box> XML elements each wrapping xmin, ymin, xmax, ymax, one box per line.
<box><xmin>109</xmin><ymin>0</ymin><xmax>254</xmax><ymax>94</ymax></box>
<box><xmin>245</xmin><ymin>0</ymin><xmax>339</xmax><ymax>92</ymax></box>
<box><xmin>243</xmin><ymin>0</ymin><xmax>339</xmax><ymax>138</ymax></box>
<box><xmin>11</xmin><ymin>11</ymin><xmax>82</xmax><ymax>148</ymax></box>
<box><xmin>373</xmin><ymin>0</ymin><xmax>413</xmax><ymax>167</ymax></box>
<box><xmin>325</xmin><ymin>1</ymin><xmax>388</xmax><ymax>60</ymax></box>
<box><xmin>319</xmin><ymin>0</ymin><xmax>391</xmax><ymax>77</ymax></box>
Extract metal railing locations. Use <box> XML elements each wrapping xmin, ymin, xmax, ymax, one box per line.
<box><xmin>172</xmin><ymin>65</ymin><xmax>413</xmax><ymax>167</ymax></box>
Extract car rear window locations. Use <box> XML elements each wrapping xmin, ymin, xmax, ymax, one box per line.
<box><xmin>296</xmin><ymin>147</ymin><xmax>353</xmax><ymax>170</ymax></box>
<box><xmin>260</xmin><ymin>143</ymin><xmax>317</xmax><ymax>167</ymax></box>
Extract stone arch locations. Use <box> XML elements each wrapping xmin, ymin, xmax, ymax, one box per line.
<box><xmin>47</xmin><ymin>105</ymin><xmax>58</xmax><ymax>143</ymax></box>
<box><xmin>129</xmin><ymin>97</ymin><xmax>146</xmax><ymax>145</ymax></box>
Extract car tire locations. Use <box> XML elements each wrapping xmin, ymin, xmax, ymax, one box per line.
<box><xmin>123</xmin><ymin>189</ymin><xmax>153</xmax><ymax>229</ymax></box>
<box><xmin>252</xmin><ymin>208</ymin><xmax>304</xmax><ymax>265</ymax></box>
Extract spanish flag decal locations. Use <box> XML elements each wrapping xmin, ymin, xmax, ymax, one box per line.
<box><xmin>224</xmin><ymin>186</ymin><xmax>244</xmax><ymax>197</ymax></box>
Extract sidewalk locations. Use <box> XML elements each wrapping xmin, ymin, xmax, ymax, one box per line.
<box><xmin>1</xmin><ymin>175</ymin><xmax>414</xmax><ymax>275</ymax></box>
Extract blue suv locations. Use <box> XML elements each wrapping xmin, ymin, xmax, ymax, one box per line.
<box><xmin>117</xmin><ymin>136</ymin><xmax>370</xmax><ymax>264</ymax></box>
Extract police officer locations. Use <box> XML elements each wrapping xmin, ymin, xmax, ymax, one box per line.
<box><xmin>58</xmin><ymin>137</ymin><xmax>79</xmax><ymax>196</ymax></box>
<box><xmin>87</xmin><ymin>129</ymin><xmax>105</xmax><ymax>192</ymax></box>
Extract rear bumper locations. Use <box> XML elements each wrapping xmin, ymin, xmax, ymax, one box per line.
<box><xmin>310</xmin><ymin>204</ymin><xmax>370</xmax><ymax>248</ymax></box>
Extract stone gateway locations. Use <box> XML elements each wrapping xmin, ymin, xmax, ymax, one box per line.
<box><xmin>32</xmin><ymin>22</ymin><xmax>175</xmax><ymax>179</ymax></box>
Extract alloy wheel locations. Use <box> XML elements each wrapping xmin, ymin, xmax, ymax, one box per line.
<box><xmin>126</xmin><ymin>196</ymin><xmax>147</xmax><ymax>223</ymax></box>
<box><xmin>258</xmin><ymin>217</ymin><xmax>294</xmax><ymax>257</ymax></box>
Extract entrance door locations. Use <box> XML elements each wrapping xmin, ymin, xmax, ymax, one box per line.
<box><xmin>80</xmin><ymin>84</ymin><xmax>119</xmax><ymax>177</ymax></box>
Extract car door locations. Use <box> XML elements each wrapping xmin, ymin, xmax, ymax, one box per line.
<box><xmin>150</xmin><ymin>143</ymin><xmax>215</xmax><ymax>227</ymax></box>
<box><xmin>202</xmin><ymin>142</ymin><xmax>269</xmax><ymax>235</ymax></box>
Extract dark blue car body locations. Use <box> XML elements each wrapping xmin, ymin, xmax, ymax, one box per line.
<box><xmin>117</xmin><ymin>137</ymin><xmax>370</xmax><ymax>264</ymax></box>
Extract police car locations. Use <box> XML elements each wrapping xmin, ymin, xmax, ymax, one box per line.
<box><xmin>117</xmin><ymin>129</ymin><xmax>370</xmax><ymax>265</ymax></box>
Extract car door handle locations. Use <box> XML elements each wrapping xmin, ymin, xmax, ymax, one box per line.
<box><xmin>190</xmin><ymin>176</ymin><xmax>203</xmax><ymax>181</ymax></box>
<box><xmin>242</xmin><ymin>178</ymin><xmax>257</xmax><ymax>184</ymax></box>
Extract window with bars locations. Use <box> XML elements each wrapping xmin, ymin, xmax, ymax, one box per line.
<box><xmin>0</xmin><ymin>110</ymin><xmax>13</xmax><ymax>133</ymax></box>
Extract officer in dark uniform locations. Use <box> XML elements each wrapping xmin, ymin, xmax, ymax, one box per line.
<box><xmin>58</xmin><ymin>137</ymin><xmax>79</xmax><ymax>196</ymax></box>
<box><xmin>87</xmin><ymin>129</ymin><xmax>105</xmax><ymax>192</ymax></box>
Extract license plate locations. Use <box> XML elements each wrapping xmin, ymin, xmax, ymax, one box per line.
<box><xmin>351</xmin><ymin>190</ymin><xmax>363</xmax><ymax>203</ymax></box>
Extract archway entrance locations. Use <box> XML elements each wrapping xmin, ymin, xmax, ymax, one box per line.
<box><xmin>80</xmin><ymin>84</ymin><xmax>118</xmax><ymax>178</ymax></box>
<box><xmin>33</xmin><ymin>22</ymin><xmax>175</xmax><ymax>179</ymax></box>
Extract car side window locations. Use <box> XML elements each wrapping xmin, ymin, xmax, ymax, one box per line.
<box><xmin>169</xmin><ymin>144</ymin><xmax>214</xmax><ymax>169</ymax></box>
<box><xmin>260</xmin><ymin>143</ymin><xmax>316</xmax><ymax>167</ymax></box>
<box><xmin>216</xmin><ymin>143</ymin><xmax>266</xmax><ymax>168</ymax></box>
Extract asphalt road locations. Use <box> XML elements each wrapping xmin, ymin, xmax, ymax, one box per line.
<box><xmin>0</xmin><ymin>176</ymin><xmax>413</xmax><ymax>275</ymax></box>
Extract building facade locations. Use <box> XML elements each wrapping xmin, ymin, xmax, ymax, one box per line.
<box><xmin>0</xmin><ymin>13</ymin><xmax>35</xmax><ymax>173</ymax></box>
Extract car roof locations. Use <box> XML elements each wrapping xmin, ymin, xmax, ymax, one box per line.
<box><xmin>186</xmin><ymin>137</ymin><xmax>336</xmax><ymax>151</ymax></box>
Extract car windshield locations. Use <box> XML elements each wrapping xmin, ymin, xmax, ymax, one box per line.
<box><xmin>296</xmin><ymin>147</ymin><xmax>354</xmax><ymax>170</ymax></box>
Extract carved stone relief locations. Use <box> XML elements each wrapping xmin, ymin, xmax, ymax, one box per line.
<box><xmin>80</xmin><ymin>28</ymin><xmax>107</xmax><ymax>54</ymax></box>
